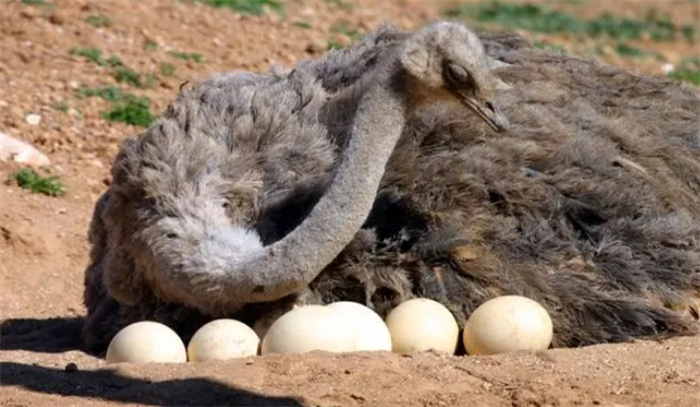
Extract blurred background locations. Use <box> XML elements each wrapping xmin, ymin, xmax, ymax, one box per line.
<box><xmin>1</xmin><ymin>0</ymin><xmax>698</xmax><ymax>163</ymax></box>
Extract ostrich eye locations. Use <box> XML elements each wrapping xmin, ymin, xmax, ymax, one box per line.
<box><xmin>445</xmin><ymin>63</ymin><xmax>470</xmax><ymax>85</ymax></box>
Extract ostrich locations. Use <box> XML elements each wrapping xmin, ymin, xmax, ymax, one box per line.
<box><xmin>81</xmin><ymin>21</ymin><xmax>508</xmax><ymax>353</ymax></box>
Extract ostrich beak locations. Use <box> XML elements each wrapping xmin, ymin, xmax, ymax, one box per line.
<box><xmin>458</xmin><ymin>93</ymin><xmax>509</xmax><ymax>132</ymax></box>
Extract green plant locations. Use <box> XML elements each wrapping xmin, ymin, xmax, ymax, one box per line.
<box><xmin>85</xmin><ymin>14</ymin><xmax>112</xmax><ymax>28</ymax></box>
<box><xmin>76</xmin><ymin>85</ymin><xmax>125</xmax><ymax>102</ymax></box>
<box><xmin>50</xmin><ymin>101</ymin><xmax>69</xmax><ymax>112</ymax></box>
<box><xmin>668</xmin><ymin>58</ymin><xmax>700</xmax><ymax>86</ymax></box>
<box><xmin>113</xmin><ymin>67</ymin><xmax>153</xmax><ymax>88</ymax></box>
<box><xmin>101</xmin><ymin>95</ymin><xmax>155</xmax><ymax>127</ymax></box>
<box><xmin>168</xmin><ymin>51</ymin><xmax>204</xmax><ymax>63</ymax></box>
<box><xmin>195</xmin><ymin>0</ymin><xmax>282</xmax><ymax>15</ymax></box>
<box><xmin>323</xmin><ymin>0</ymin><xmax>354</xmax><ymax>10</ymax></box>
<box><xmin>614</xmin><ymin>43</ymin><xmax>647</xmax><ymax>58</ymax></box>
<box><xmin>69</xmin><ymin>47</ymin><xmax>104</xmax><ymax>65</ymax></box>
<box><xmin>443</xmin><ymin>2</ymin><xmax>695</xmax><ymax>42</ymax></box>
<box><xmin>21</xmin><ymin>0</ymin><xmax>52</xmax><ymax>6</ymax></box>
<box><xmin>160</xmin><ymin>62</ymin><xmax>176</xmax><ymax>77</ymax></box>
<box><xmin>143</xmin><ymin>39</ymin><xmax>158</xmax><ymax>51</ymax></box>
<box><xmin>104</xmin><ymin>55</ymin><xmax>124</xmax><ymax>68</ymax></box>
<box><xmin>326</xmin><ymin>38</ymin><xmax>345</xmax><ymax>50</ymax></box>
<box><xmin>76</xmin><ymin>86</ymin><xmax>155</xmax><ymax>127</ymax></box>
<box><xmin>292</xmin><ymin>21</ymin><xmax>311</xmax><ymax>29</ymax></box>
<box><xmin>11</xmin><ymin>168</ymin><xmax>66</xmax><ymax>197</ymax></box>
<box><xmin>69</xmin><ymin>48</ymin><xmax>153</xmax><ymax>89</ymax></box>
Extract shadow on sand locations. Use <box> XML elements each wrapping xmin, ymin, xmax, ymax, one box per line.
<box><xmin>1</xmin><ymin>362</ymin><xmax>304</xmax><ymax>406</ymax></box>
<box><xmin>1</xmin><ymin>316</ymin><xmax>85</xmax><ymax>353</ymax></box>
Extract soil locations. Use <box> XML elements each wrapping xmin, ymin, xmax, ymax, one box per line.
<box><xmin>1</xmin><ymin>1</ymin><xmax>699</xmax><ymax>406</ymax></box>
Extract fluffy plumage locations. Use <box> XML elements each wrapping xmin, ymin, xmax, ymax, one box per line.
<box><xmin>82</xmin><ymin>22</ymin><xmax>700</xmax><ymax>354</ymax></box>
<box><xmin>299</xmin><ymin>27</ymin><xmax>700</xmax><ymax>347</ymax></box>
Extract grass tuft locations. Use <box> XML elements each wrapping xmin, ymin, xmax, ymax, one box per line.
<box><xmin>12</xmin><ymin>168</ymin><xmax>66</xmax><ymax>197</ymax></box>
<box><xmin>76</xmin><ymin>85</ymin><xmax>155</xmax><ymax>127</ymax></box>
<box><xmin>85</xmin><ymin>14</ymin><xmax>112</xmax><ymax>28</ymax></box>
<box><xmin>195</xmin><ymin>0</ymin><xmax>282</xmax><ymax>15</ymax></box>
<box><xmin>51</xmin><ymin>101</ymin><xmax>69</xmax><ymax>112</ymax></box>
<box><xmin>69</xmin><ymin>48</ymin><xmax>154</xmax><ymax>89</ymax></box>
<box><xmin>69</xmin><ymin>47</ymin><xmax>103</xmax><ymax>65</ymax></box>
<box><xmin>160</xmin><ymin>62</ymin><xmax>176</xmax><ymax>77</ymax></box>
<box><xmin>100</xmin><ymin>96</ymin><xmax>155</xmax><ymax>127</ymax></box>
<box><xmin>143</xmin><ymin>40</ymin><xmax>158</xmax><ymax>51</ymax></box>
<box><xmin>168</xmin><ymin>51</ymin><xmax>204</xmax><ymax>63</ymax></box>
<box><xmin>668</xmin><ymin>58</ymin><xmax>700</xmax><ymax>86</ymax></box>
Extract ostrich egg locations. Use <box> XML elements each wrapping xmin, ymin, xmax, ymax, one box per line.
<box><xmin>385</xmin><ymin>298</ymin><xmax>460</xmax><ymax>354</ymax></box>
<box><xmin>106</xmin><ymin>321</ymin><xmax>187</xmax><ymax>364</ymax></box>
<box><xmin>463</xmin><ymin>295</ymin><xmax>553</xmax><ymax>355</ymax></box>
<box><xmin>187</xmin><ymin>319</ymin><xmax>260</xmax><ymax>362</ymax></box>
<box><xmin>260</xmin><ymin>305</ymin><xmax>356</xmax><ymax>355</ymax></box>
<box><xmin>326</xmin><ymin>301</ymin><xmax>392</xmax><ymax>351</ymax></box>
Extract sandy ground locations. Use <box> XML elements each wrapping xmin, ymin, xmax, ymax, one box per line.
<box><xmin>1</xmin><ymin>0</ymin><xmax>699</xmax><ymax>406</ymax></box>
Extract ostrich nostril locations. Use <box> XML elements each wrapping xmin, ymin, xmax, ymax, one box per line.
<box><xmin>166</xmin><ymin>233</ymin><xmax>178</xmax><ymax>239</ymax></box>
<box><xmin>485</xmin><ymin>101</ymin><xmax>495</xmax><ymax>112</ymax></box>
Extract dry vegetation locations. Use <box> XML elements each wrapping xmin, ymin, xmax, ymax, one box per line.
<box><xmin>1</xmin><ymin>1</ymin><xmax>699</xmax><ymax>406</ymax></box>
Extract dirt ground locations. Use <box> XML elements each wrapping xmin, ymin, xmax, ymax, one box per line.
<box><xmin>1</xmin><ymin>0</ymin><xmax>699</xmax><ymax>406</ymax></box>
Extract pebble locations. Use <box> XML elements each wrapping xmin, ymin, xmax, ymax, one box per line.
<box><xmin>305</xmin><ymin>39</ymin><xmax>326</xmax><ymax>54</ymax></box>
<box><xmin>661</xmin><ymin>63</ymin><xmax>675</xmax><ymax>75</ymax></box>
<box><xmin>25</xmin><ymin>114</ymin><xmax>41</xmax><ymax>126</ymax></box>
<box><xmin>0</xmin><ymin>132</ymin><xmax>51</xmax><ymax>167</ymax></box>
<box><xmin>49</xmin><ymin>12</ymin><xmax>65</xmax><ymax>26</ymax></box>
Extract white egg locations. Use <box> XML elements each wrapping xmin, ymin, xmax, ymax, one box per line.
<box><xmin>325</xmin><ymin>301</ymin><xmax>392</xmax><ymax>352</ymax></box>
<box><xmin>463</xmin><ymin>295</ymin><xmax>553</xmax><ymax>355</ymax></box>
<box><xmin>187</xmin><ymin>319</ymin><xmax>260</xmax><ymax>362</ymax></box>
<box><xmin>384</xmin><ymin>298</ymin><xmax>459</xmax><ymax>354</ymax></box>
<box><xmin>106</xmin><ymin>321</ymin><xmax>187</xmax><ymax>364</ymax></box>
<box><xmin>260</xmin><ymin>305</ymin><xmax>356</xmax><ymax>355</ymax></box>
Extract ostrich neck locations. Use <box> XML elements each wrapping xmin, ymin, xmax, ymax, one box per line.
<box><xmin>232</xmin><ymin>66</ymin><xmax>408</xmax><ymax>302</ymax></box>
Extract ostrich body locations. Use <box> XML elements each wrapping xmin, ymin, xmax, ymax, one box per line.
<box><xmin>275</xmin><ymin>27</ymin><xmax>700</xmax><ymax>347</ymax></box>
<box><xmin>81</xmin><ymin>22</ymin><xmax>507</xmax><ymax>353</ymax></box>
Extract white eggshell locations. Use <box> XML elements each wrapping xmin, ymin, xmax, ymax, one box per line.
<box><xmin>260</xmin><ymin>305</ymin><xmax>356</xmax><ymax>355</ymax></box>
<box><xmin>325</xmin><ymin>301</ymin><xmax>392</xmax><ymax>352</ymax></box>
<box><xmin>187</xmin><ymin>319</ymin><xmax>260</xmax><ymax>362</ymax></box>
<box><xmin>385</xmin><ymin>298</ymin><xmax>459</xmax><ymax>354</ymax></box>
<box><xmin>463</xmin><ymin>295</ymin><xmax>553</xmax><ymax>355</ymax></box>
<box><xmin>106</xmin><ymin>321</ymin><xmax>187</xmax><ymax>364</ymax></box>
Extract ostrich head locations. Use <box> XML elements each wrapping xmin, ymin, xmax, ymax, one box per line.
<box><xmin>399</xmin><ymin>21</ymin><xmax>510</xmax><ymax>132</ymax></box>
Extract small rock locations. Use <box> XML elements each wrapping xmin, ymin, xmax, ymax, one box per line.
<box><xmin>20</xmin><ymin>8</ymin><xmax>36</xmax><ymax>19</ymax></box>
<box><xmin>0</xmin><ymin>132</ymin><xmax>51</xmax><ymax>167</ymax></box>
<box><xmin>661</xmin><ymin>63</ymin><xmax>675</xmax><ymax>75</ymax></box>
<box><xmin>49</xmin><ymin>12</ymin><xmax>65</xmax><ymax>25</ymax></box>
<box><xmin>305</xmin><ymin>40</ymin><xmax>326</xmax><ymax>54</ymax></box>
<box><xmin>25</xmin><ymin>114</ymin><xmax>41</xmax><ymax>126</ymax></box>
<box><xmin>64</xmin><ymin>362</ymin><xmax>78</xmax><ymax>373</ymax></box>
